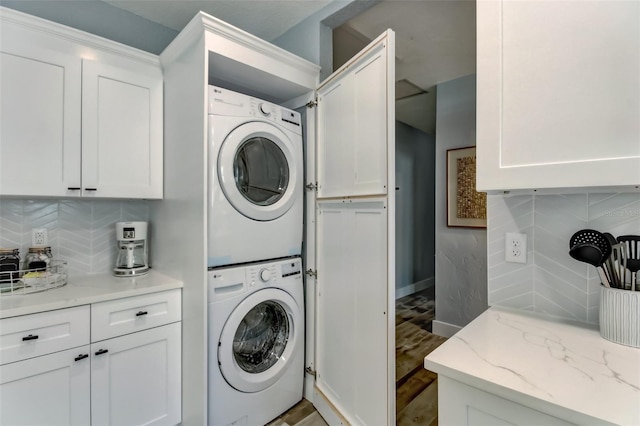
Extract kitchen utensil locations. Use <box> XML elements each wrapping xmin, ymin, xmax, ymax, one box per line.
<box><xmin>569</xmin><ymin>243</ymin><xmax>610</xmax><ymax>287</ymax></box>
<box><xmin>617</xmin><ymin>235</ymin><xmax>640</xmax><ymax>291</ymax></box>
<box><xmin>113</xmin><ymin>221</ymin><xmax>150</xmax><ymax>277</ymax></box>
<box><xmin>569</xmin><ymin>229</ymin><xmax>613</xmax><ymax>286</ymax></box>
<box><xmin>611</xmin><ymin>242</ymin><xmax>627</xmax><ymax>290</ymax></box>
<box><xmin>603</xmin><ymin>233</ymin><xmax>620</xmax><ymax>287</ymax></box>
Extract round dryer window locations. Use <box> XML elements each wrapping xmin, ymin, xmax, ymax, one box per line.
<box><xmin>218</xmin><ymin>122</ymin><xmax>299</xmax><ymax>221</ymax></box>
<box><xmin>218</xmin><ymin>288</ymin><xmax>302</xmax><ymax>393</ymax></box>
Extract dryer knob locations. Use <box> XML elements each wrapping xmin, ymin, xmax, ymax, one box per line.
<box><xmin>259</xmin><ymin>269</ymin><xmax>271</xmax><ymax>282</ymax></box>
<box><xmin>259</xmin><ymin>103</ymin><xmax>271</xmax><ymax>116</ymax></box>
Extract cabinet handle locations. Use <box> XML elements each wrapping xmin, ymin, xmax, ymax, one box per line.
<box><xmin>84</xmin><ymin>188</ymin><xmax>98</xmax><ymax>191</ymax></box>
<box><xmin>74</xmin><ymin>354</ymin><xmax>89</xmax><ymax>362</ymax></box>
<box><xmin>22</xmin><ymin>334</ymin><xmax>39</xmax><ymax>341</ymax></box>
<box><xmin>67</xmin><ymin>187</ymin><xmax>81</xmax><ymax>190</ymax></box>
<box><xmin>95</xmin><ymin>349</ymin><xmax>109</xmax><ymax>356</ymax></box>
<box><xmin>136</xmin><ymin>310</ymin><xmax>148</xmax><ymax>317</ymax></box>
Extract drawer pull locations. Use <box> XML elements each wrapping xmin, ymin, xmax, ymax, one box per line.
<box><xmin>95</xmin><ymin>349</ymin><xmax>109</xmax><ymax>356</ymax></box>
<box><xmin>67</xmin><ymin>187</ymin><xmax>81</xmax><ymax>191</ymax></box>
<box><xmin>84</xmin><ymin>188</ymin><xmax>98</xmax><ymax>191</ymax></box>
<box><xmin>136</xmin><ymin>310</ymin><xmax>148</xmax><ymax>317</ymax></box>
<box><xmin>22</xmin><ymin>334</ymin><xmax>39</xmax><ymax>341</ymax></box>
<box><xmin>74</xmin><ymin>354</ymin><xmax>88</xmax><ymax>362</ymax></box>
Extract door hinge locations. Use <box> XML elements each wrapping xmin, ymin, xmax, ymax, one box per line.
<box><xmin>306</xmin><ymin>99</ymin><xmax>318</xmax><ymax>108</ymax></box>
<box><xmin>305</xmin><ymin>269</ymin><xmax>317</xmax><ymax>279</ymax></box>
<box><xmin>305</xmin><ymin>366</ymin><xmax>317</xmax><ymax>377</ymax></box>
<box><xmin>305</xmin><ymin>182</ymin><xmax>318</xmax><ymax>191</ymax></box>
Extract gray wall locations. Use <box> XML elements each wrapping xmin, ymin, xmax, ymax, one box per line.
<box><xmin>434</xmin><ymin>74</ymin><xmax>488</xmax><ymax>336</ymax></box>
<box><xmin>395</xmin><ymin>122</ymin><xmax>436</xmax><ymax>298</ymax></box>
<box><xmin>2</xmin><ymin>0</ymin><xmax>177</xmax><ymax>54</ymax></box>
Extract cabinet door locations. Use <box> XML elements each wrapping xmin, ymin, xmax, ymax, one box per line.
<box><xmin>91</xmin><ymin>322</ymin><xmax>181</xmax><ymax>426</ymax></box>
<box><xmin>0</xmin><ymin>32</ymin><xmax>82</xmax><ymax>196</ymax></box>
<box><xmin>438</xmin><ymin>377</ymin><xmax>573</xmax><ymax>426</ymax></box>
<box><xmin>313</xmin><ymin>30</ymin><xmax>395</xmax><ymax>425</ymax></box>
<box><xmin>82</xmin><ymin>58</ymin><xmax>163</xmax><ymax>199</ymax></box>
<box><xmin>477</xmin><ymin>0</ymin><xmax>640</xmax><ymax>192</ymax></box>
<box><xmin>0</xmin><ymin>346</ymin><xmax>91</xmax><ymax>426</ymax></box>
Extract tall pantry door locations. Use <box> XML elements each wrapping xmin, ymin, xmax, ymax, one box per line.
<box><xmin>312</xmin><ymin>30</ymin><xmax>395</xmax><ymax>425</ymax></box>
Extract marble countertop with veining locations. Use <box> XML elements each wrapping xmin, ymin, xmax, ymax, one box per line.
<box><xmin>424</xmin><ymin>306</ymin><xmax>640</xmax><ymax>425</ymax></box>
<box><xmin>0</xmin><ymin>270</ymin><xmax>183</xmax><ymax>319</ymax></box>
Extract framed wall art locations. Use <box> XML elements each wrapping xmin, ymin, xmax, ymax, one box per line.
<box><xmin>446</xmin><ymin>146</ymin><xmax>487</xmax><ymax>228</ymax></box>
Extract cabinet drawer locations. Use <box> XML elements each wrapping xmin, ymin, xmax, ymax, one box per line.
<box><xmin>91</xmin><ymin>289</ymin><xmax>181</xmax><ymax>342</ymax></box>
<box><xmin>0</xmin><ymin>306</ymin><xmax>90</xmax><ymax>365</ymax></box>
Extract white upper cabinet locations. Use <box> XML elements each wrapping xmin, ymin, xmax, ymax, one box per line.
<box><xmin>476</xmin><ymin>0</ymin><xmax>640</xmax><ymax>192</ymax></box>
<box><xmin>0</xmin><ymin>8</ymin><xmax>163</xmax><ymax>199</ymax></box>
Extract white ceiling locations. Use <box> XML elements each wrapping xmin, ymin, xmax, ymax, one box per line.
<box><xmin>106</xmin><ymin>0</ymin><xmax>476</xmax><ymax>135</ymax></box>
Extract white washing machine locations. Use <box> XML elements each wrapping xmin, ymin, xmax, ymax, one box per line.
<box><xmin>208</xmin><ymin>85</ymin><xmax>304</xmax><ymax>268</ymax></box>
<box><xmin>208</xmin><ymin>257</ymin><xmax>304</xmax><ymax>426</ymax></box>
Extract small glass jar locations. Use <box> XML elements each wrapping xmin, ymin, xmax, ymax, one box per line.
<box><xmin>24</xmin><ymin>247</ymin><xmax>53</xmax><ymax>272</ymax></box>
<box><xmin>0</xmin><ymin>248</ymin><xmax>21</xmax><ymax>283</ymax></box>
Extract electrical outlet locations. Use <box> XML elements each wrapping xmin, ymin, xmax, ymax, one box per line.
<box><xmin>32</xmin><ymin>228</ymin><xmax>48</xmax><ymax>247</ymax></box>
<box><xmin>505</xmin><ymin>232</ymin><xmax>527</xmax><ymax>264</ymax></box>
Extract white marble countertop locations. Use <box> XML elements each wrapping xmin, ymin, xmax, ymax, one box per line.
<box><xmin>0</xmin><ymin>270</ymin><xmax>183</xmax><ymax>319</ymax></box>
<box><xmin>424</xmin><ymin>306</ymin><xmax>640</xmax><ymax>425</ymax></box>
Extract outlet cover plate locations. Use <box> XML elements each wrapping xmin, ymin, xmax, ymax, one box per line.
<box><xmin>505</xmin><ymin>232</ymin><xmax>527</xmax><ymax>264</ymax></box>
<box><xmin>32</xmin><ymin>228</ymin><xmax>48</xmax><ymax>247</ymax></box>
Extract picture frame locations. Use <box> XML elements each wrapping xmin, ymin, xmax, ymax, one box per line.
<box><xmin>446</xmin><ymin>146</ymin><xmax>487</xmax><ymax>228</ymax></box>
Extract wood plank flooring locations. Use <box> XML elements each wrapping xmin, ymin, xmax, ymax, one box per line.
<box><xmin>268</xmin><ymin>287</ymin><xmax>445</xmax><ymax>426</ymax></box>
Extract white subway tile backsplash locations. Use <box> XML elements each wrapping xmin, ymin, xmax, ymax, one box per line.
<box><xmin>0</xmin><ymin>198</ymin><xmax>149</xmax><ymax>277</ymax></box>
<box><xmin>488</xmin><ymin>192</ymin><xmax>640</xmax><ymax>325</ymax></box>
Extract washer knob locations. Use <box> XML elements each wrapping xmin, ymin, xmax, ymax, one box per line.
<box><xmin>259</xmin><ymin>269</ymin><xmax>271</xmax><ymax>282</ymax></box>
<box><xmin>259</xmin><ymin>103</ymin><xmax>271</xmax><ymax>116</ymax></box>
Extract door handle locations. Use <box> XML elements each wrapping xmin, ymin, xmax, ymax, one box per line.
<box><xmin>95</xmin><ymin>349</ymin><xmax>109</xmax><ymax>356</ymax></box>
<box><xmin>74</xmin><ymin>354</ymin><xmax>89</xmax><ymax>362</ymax></box>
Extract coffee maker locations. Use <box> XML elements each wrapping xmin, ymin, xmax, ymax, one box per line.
<box><xmin>113</xmin><ymin>221</ymin><xmax>149</xmax><ymax>276</ymax></box>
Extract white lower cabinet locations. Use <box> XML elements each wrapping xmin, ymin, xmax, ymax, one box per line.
<box><xmin>0</xmin><ymin>290</ymin><xmax>182</xmax><ymax>425</ymax></box>
<box><xmin>0</xmin><ymin>346</ymin><xmax>91</xmax><ymax>426</ymax></box>
<box><xmin>438</xmin><ymin>376</ymin><xmax>573</xmax><ymax>426</ymax></box>
<box><xmin>91</xmin><ymin>322</ymin><xmax>181</xmax><ymax>426</ymax></box>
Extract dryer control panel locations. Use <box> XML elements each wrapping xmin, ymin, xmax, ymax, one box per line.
<box><xmin>208</xmin><ymin>85</ymin><xmax>302</xmax><ymax>135</ymax></box>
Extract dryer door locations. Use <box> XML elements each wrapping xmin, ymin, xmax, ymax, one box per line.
<box><xmin>218</xmin><ymin>288</ymin><xmax>302</xmax><ymax>393</ymax></box>
<box><xmin>218</xmin><ymin>122</ymin><xmax>299</xmax><ymax>221</ymax></box>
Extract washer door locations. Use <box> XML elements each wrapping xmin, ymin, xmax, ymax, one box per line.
<box><xmin>218</xmin><ymin>288</ymin><xmax>302</xmax><ymax>393</ymax></box>
<box><xmin>218</xmin><ymin>121</ymin><xmax>298</xmax><ymax>221</ymax></box>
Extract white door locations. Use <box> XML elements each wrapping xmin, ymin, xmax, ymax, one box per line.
<box><xmin>217</xmin><ymin>288</ymin><xmax>303</xmax><ymax>392</ymax></box>
<box><xmin>91</xmin><ymin>323</ymin><xmax>181</xmax><ymax>426</ymax></box>
<box><xmin>0</xmin><ymin>38</ymin><xmax>82</xmax><ymax>196</ymax></box>
<box><xmin>311</xmin><ymin>30</ymin><xmax>395</xmax><ymax>425</ymax></box>
<box><xmin>218</xmin><ymin>122</ymin><xmax>300</xmax><ymax>221</ymax></box>
<box><xmin>82</xmin><ymin>58</ymin><xmax>163</xmax><ymax>199</ymax></box>
<box><xmin>0</xmin><ymin>346</ymin><xmax>91</xmax><ymax>426</ymax></box>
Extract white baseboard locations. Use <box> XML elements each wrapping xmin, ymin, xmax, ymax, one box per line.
<box><xmin>432</xmin><ymin>320</ymin><xmax>462</xmax><ymax>338</ymax></box>
<box><xmin>395</xmin><ymin>277</ymin><xmax>434</xmax><ymax>299</ymax></box>
<box><xmin>303</xmin><ymin>372</ymin><xmax>314</xmax><ymax>402</ymax></box>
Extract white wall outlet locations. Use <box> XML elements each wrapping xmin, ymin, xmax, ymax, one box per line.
<box><xmin>505</xmin><ymin>232</ymin><xmax>527</xmax><ymax>264</ymax></box>
<box><xmin>32</xmin><ymin>228</ymin><xmax>48</xmax><ymax>247</ymax></box>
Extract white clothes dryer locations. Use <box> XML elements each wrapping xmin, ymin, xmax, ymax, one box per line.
<box><xmin>208</xmin><ymin>257</ymin><xmax>304</xmax><ymax>426</ymax></box>
<box><xmin>208</xmin><ymin>86</ymin><xmax>304</xmax><ymax>268</ymax></box>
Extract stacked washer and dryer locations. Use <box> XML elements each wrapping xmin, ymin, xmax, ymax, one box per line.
<box><xmin>207</xmin><ymin>86</ymin><xmax>305</xmax><ymax>426</ymax></box>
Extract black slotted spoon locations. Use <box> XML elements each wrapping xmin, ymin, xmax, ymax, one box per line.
<box><xmin>569</xmin><ymin>229</ymin><xmax>613</xmax><ymax>287</ymax></box>
<box><xmin>617</xmin><ymin>235</ymin><xmax>640</xmax><ymax>291</ymax></box>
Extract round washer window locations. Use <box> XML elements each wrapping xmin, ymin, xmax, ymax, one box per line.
<box><xmin>233</xmin><ymin>300</ymin><xmax>290</xmax><ymax>374</ymax></box>
<box><xmin>234</xmin><ymin>137</ymin><xmax>289</xmax><ymax>207</ymax></box>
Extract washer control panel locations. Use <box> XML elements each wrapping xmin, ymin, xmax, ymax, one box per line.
<box><xmin>246</xmin><ymin>258</ymin><xmax>302</xmax><ymax>287</ymax></box>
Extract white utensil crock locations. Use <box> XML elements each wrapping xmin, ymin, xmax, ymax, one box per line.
<box><xmin>599</xmin><ymin>285</ymin><xmax>640</xmax><ymax>348</ymax></box>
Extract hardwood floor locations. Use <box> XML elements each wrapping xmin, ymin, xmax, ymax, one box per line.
<box><xmin>269</xmin><ymin>287</ymin><xmax>446</xmax><ymax>426</ymax></box>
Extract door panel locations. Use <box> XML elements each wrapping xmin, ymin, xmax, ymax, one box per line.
<box><xmin>316</xmin><ymin>199</ymin><xmax>388</xmax><ymax>425</ymax></box>
<box><xmin>317</xmin><ymin>38</ymin><xmax>389</xmax><ymax>199</ymax></box>
<box><xmin>314</xmin><ymin>29</ymin><xmax>395</xmax><ymax>425</ymax></box>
